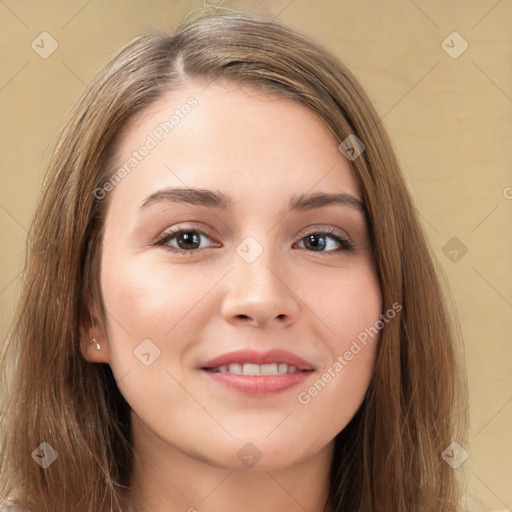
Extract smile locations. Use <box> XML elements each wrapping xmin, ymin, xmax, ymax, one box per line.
<box><xmin>207</xmin><ymin>362</ymin><xmax>302</xmax><ymax>375</ymax></box>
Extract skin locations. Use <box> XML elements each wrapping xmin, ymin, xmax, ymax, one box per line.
<box><xmin>81</xmin><ymin>80</ymin><xmax>382</xmax><ymax>512</ymax></box>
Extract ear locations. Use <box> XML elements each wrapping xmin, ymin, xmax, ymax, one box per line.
<box><xmin>79</xmin><ymin>303</ymin><xmax>111</xmax><ymax>364</ymax></box>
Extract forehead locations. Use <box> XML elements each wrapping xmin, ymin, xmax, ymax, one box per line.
<box><xmin>106</xmin><ymin>80</ymin><xmax>361</xmax><ymax>212</ymax></box>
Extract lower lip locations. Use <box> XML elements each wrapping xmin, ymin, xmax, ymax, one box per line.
<box><xmin>201</xmin><ymin>370</ymin><xmax>313</xmax><ymax>396</ymax></box>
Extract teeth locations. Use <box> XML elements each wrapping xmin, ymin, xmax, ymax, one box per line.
<box><xmin>278</xmin><ymin>363</ymin><xmax>288</xmax><ymax>374</ymax></box>
<box><xmin>228</xmin><ymin>363</ymin><xmax>242</xmax><ymax>374</ymax></box>
<box><xmin>243</xmin><ymin>363</ymin><xmax>260</xmax><ymax>376</ymax></box>
<box><xmin>260</xmin><ymin>363</ymin><xmax>277</xmax><ymax>375</ymax></box>
<box><xmin>211</xmin><ymin>363</ymin><xmax>300</xmax><ymax>375</ymax></box>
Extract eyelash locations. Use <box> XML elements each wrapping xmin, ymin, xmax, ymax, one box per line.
<box><xmin>154</xmin><ymin>225</ymin><xmax>354</xmax><ymax>255</ymax></box>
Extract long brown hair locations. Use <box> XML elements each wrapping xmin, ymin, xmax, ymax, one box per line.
<box><xmin>0</xmin><ymin>9</ymin><xmax>467</xmax><ymax>512</ymax></box>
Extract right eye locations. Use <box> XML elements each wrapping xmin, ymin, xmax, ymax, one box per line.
<box><xmin>154</xmin><ymin>227</ymin><xmax>221</xmax><ymax>254</ymax></box>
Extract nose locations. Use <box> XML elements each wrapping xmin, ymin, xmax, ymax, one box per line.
<box><xmin>220</xmin><ymin>246</ymin><xmax>300</xmax><ymax>328</ymax></box>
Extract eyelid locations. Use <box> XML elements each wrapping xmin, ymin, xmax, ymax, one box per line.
<box><xmin>296</xmin><ymin>224</ymin><xmax>351</xmax><ymax>242</ymax></box>
<box><xmin>153</xmin><ymin>223</ymin><xmax>217</xmax><ymax>244</ymax></box>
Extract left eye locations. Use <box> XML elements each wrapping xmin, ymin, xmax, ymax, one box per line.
<box><xmin>295</xmin><ymin>231</ymin><xmax>353</xmax><ymax>252</ymax></box>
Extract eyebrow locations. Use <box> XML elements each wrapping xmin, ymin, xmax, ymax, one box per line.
<box><xmin>140</xmin><ymin>188</ymin><xmax>234</xmax><ymax>210</ymax></box>
<box><xmin>140</xmin><ymin>188</ymin><xmax>366</xmax><ymax>215</ymax></box>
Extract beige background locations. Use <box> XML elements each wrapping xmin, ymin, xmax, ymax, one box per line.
<box><xmin>0</xmin><ymin>1</ymin><xmax>510</xmax><ymax>510</ymax></box>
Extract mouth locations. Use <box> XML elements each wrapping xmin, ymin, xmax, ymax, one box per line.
<box><xmin>199</xmin><ymin>349</ymin><xmax>315</xmax><ymax>396</ymax></box>
<box><xmin>205</xmin><ymin>362</ymin><xmax>303</xmax><ymax>375</ymax></box>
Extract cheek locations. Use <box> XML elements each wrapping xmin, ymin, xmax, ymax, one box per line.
<box><xmin>98</xmin><ymin>261</ymin><xmax>186</xmax><ymax>387</ymax></box>
<box><xmin>305</xmin><ymin>262</ymin><xmax>382</xmax><ymax>347</ymax></box>
<box><xmin>99</xmin><ymin>254</ymin><xmax>233</xmax><ymax>385</ymax></box>
<box><xmin>101</xmin><ymin>257</ymin><xmax>216</xmax><ymax>340</ymax></box>
<box><xmin>295</xmin><ymin>264</ymin><xmax>381</xmax><ymax>427</ymax></box>
<box><xmin>98</xmin><ymin>258</ymin><xmax>217</xmax><ymax>413</ymax></box>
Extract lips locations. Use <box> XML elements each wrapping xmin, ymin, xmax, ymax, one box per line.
<box><xmin>199</xmin><ymin>349</ymin><xmax>315</xmax><ymax>396</ymax></box>
<box><xmin>199</xmin><ymin>348</ymin><xmax>315</xmax><ymax>372</ymax></box>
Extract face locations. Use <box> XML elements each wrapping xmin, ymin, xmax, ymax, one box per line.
<box><xmin>83</xmin><ymin>80</ymin><xmax>382</xmax><ymax>471</ymax></box>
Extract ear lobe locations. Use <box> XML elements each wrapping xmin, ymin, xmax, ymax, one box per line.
<box><xmin>80</xmin><ymin>335</ymin><xmax>111</xmax><ymax>363</ymax></box>
<box><xmin>79</xmin><ymin>306</ymin><xmax>110</xmax><ymax>364</ymax></box>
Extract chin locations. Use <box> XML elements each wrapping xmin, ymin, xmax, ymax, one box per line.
<box><xmin>190</xmin><ymin>433</ymin><xmax>331</xmax><ymax>472</ymax></box>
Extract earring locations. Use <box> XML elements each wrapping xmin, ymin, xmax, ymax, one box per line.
<box><xmin>90</xmin><ymin>338</ymin><xmax>101</xmax><ymax>350</ymax></box>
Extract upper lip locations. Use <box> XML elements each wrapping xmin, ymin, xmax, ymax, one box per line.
<box><xmin>199</xmin><ymin>349</ymin><xmax>315</xmax><ymax>371</ymax></box>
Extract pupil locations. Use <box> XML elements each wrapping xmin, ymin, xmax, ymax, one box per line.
<box><xmin>305</xmin><ymin>234</ymin><xmax>326</xmax><ymax>251</ymax></box>
<box><xmin>178</xmin><ymin>231</ymin><xmax>200</xmax><ymax>249</ymax></box>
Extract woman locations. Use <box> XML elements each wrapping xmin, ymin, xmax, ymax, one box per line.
<box><xmin>0</xmin><ymin>10</ymin><xmax>467</xmax><ymax>512</ymax></box>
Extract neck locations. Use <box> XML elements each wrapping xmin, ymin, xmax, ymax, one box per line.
<box><xmin>124</xmin><ymin>414</ymin><xmax>334</xmax><ymax>512</ymax></box>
